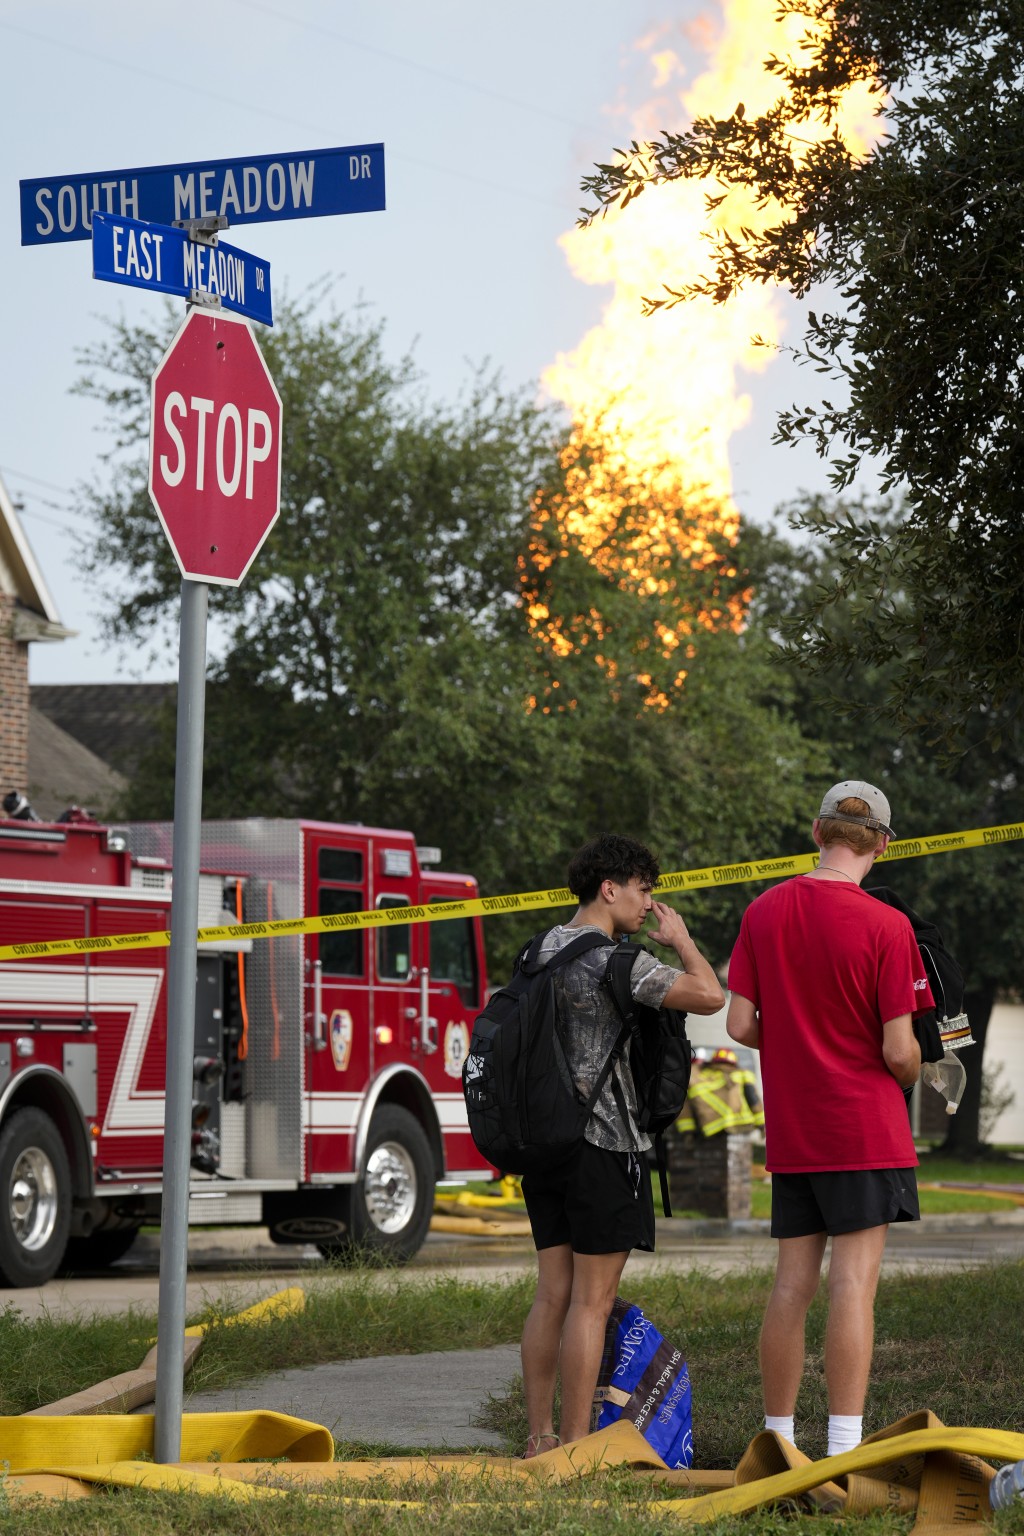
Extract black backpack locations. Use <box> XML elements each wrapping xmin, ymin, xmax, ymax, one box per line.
<box><xmin>867</xmin><ymin>886</ymin><xmax>967</xmax><ymax>1061</ymax></box>
<box><xmin>462</xmin><ymin>929</ymin><xmax>630</xmax><ymax>1176</ymax></box>
<box><xmin>605</xmin><ymin>945</ymin><xmax>692</xmax><ymax>1219</ymax></box>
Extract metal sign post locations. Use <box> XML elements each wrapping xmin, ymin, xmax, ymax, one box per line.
<box><xmin>153</xmin><ymin>573</ymin><xmax>209</xmax><ymax>1465</ymax></box>
<box><xmin>19</xmin><ymin>137</ymin><xmax>383</xmax><ymax>1467</ymax></box>
<box><xmin>147</xmin><ymin>221</ymin><xmax>283</xmax><ymax>1461</ymax></box>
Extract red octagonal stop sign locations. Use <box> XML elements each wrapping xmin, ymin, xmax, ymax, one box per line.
<box><xmin>149</xmin><ymin>307</ymin><xmax>283</xmax><ymax>586</ymax></box>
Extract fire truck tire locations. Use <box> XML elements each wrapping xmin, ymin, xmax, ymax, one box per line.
<box><xmin>58</xmin><ymin>1226</ymin><xmax>141</xmax><ymax>1275</ymax></box>
<box><xmin>321</xmin><ymin>1105</ymin><xmax>434</xmax><ymax>1265</ymax></box>
<box><xmin>0</xmin><ymin>1107</ymin><xmax>73</xmax><ymax>1288</ymax></box>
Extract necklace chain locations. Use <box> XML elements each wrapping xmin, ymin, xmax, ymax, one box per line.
<box><xmin>815</xmin><ymin>862</ymin><xmax>858</xmax><ymax>883</ymax></box>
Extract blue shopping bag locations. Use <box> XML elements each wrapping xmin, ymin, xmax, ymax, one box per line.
<box><xmin>595</xmin><ymin>1297</ymin><xmax>693</xmax><ymax>1468</ymax></box>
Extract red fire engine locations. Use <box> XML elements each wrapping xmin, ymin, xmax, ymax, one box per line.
<box><xmin>0</xmin><ymin>814</ymin><xmax>492</xmax><ymax>1287</ymax></box>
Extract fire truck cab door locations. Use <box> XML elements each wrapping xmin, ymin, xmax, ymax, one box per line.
<box><xmin>415</xmin><ymin>884</ymin><xmax>486</xmax><ymax>1172</ymax></box>
<box><xmin>305</xmin><ymin>836</ymin><xmax>372</xmax><ymax>1176</ymax></box>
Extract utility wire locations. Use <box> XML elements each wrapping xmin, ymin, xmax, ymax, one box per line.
<box><xmin>0</xmin><ymin>465</ymin><xmax>75</xmax><ymax>499</ymax></box>
<box><xmin>227</xmin><ymin>0</ymin><xmax>594</xmax><ymax>134</ymax></box>
<box><xmin>4</xmin><ymin>17</ymin><xmax>574</xmax><ymax>214</ymax></box>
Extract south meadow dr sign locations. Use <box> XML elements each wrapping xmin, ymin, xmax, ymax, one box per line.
<box><xmin>19</xmin><ymin>142</ymin><xmax>385</xmax><ymax>245</ymax></box>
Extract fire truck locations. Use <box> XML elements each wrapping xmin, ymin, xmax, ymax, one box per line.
<box><xmin>0</xmin><ymin>814</ymin><xmax>493</xmax><ymax>1287</ymax></box>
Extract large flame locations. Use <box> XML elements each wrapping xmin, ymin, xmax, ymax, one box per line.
<box><xmin>524</xmin><ymin>1</ymin><xmax>880</xmax><ymax>712</ymax></box>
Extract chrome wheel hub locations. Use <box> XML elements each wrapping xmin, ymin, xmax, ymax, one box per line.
<box><xmin>364</xmin><ymin>1141</ymin><xmax>417</xmax><ymax>1234</ymax></box>
<box><xmin>10</xmin><ymin>1147</ymin><xmax>58</xmax><ymax>1251</ymax></box>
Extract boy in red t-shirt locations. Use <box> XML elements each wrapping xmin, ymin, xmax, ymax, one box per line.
<box><xmin>727</xmin><ymin>780</ymin><xmax>933</xmax><ymax>1458</ymax></box>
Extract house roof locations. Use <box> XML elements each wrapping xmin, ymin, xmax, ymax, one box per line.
<box><xmin>0</xmin><ymin>470</ymin><xmax>75</xmax><ymax>642</ymax></box>
<box><xmin>26</xmin><ymin>706</ymin><xmax>127</xmax><ymax>822</ymax></box>
<box><xmin>31</xmin><ymin>682</ymin><xmax>176</xmax><ymax>780</ymax></box>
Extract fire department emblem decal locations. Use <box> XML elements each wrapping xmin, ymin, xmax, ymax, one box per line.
<box><xmin>443</xmin><ymin>1020</ymin><xmax>470</xmax><ymax>1079</ymax></box>
<box><xmin>330</xmin><ymin>1009</ymin><xmax>353</xmax><ymax>1072</ymax></box>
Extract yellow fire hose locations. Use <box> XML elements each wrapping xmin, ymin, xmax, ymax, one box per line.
<box><xmin>4</xmin><ymin>1412</ymin><xmax>1024</xmax><ymax>1531</ymax></box>
<box><xmin>9</xmin><ymin>1287</ymin><xmax>1024</xmax><ymax>1531</ymax></box>
<box><xmin>432</xmin><ymin>1175</ymin><xmax>531</xmax><ymax>1235</ymax></box>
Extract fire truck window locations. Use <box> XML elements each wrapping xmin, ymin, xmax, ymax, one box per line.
<box><xmin>319</xmin><ymin>847</ymin><xmax>363</xmax><ymax>883</ymax></box>
<box><xmin>376</xmin><ymin>897</ymin><xmax>411</xmax><ymax>981</ymax></box>
<box><xmin>428</xmin><ymin>904</ymin><xmax>478</xmax><ymax>1006</ymax></box>
<box><xmin>318</xmin><ymin>888</ymin><xmax>365</xmax><ymax>976</ymax></box>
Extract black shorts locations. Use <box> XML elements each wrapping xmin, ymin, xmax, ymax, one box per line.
<box><xmin>522</xmin><ymin>1139</ymin><xmax>655</xmax><ymax>1255</ymax></box>
<box><xmin>771</xmin><ymin>1167</ymin><xmax>920</xmax><ymax>1239</ymax></box>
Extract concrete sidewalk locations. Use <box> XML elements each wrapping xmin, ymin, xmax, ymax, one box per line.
<box><xmin>184</xmin><ymin>1344</ymin><xmax>522</xmax><ymax>1450</ymax></box>
<box><xmin>176</xmin><ymin>1209</ymin><xmax>1024</xmax><ymax>1451</ymax></box>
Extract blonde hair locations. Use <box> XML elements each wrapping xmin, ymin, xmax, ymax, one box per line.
<box><xmin>817</xmin><ymin>796</ymin><xmax>886</xmax><ymax>856</ymax></box>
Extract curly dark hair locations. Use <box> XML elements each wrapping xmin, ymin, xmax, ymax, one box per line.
<box><xmin>566</xmin><ymin>833</ymin><xmax>661</xmax><ymax>904</ymax></box>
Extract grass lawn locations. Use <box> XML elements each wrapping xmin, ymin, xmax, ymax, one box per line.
<box><xmin>5</xmin><ymin>1259</ymin><xmax>1024</xmax><ymax>1536</ymax></box>
<box><xmin>2</xmin><ymin>1153</ymin><xmax>1023</xmax><ymax>1535</ymax></box>
<box><xmin>2</xmin><ymin>1263</ymin><xmax>1024</xmax><ymax>1534</ymax></box>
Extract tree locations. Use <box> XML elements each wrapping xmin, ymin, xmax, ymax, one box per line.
<box><xmin>579</xmin><ymin>3</ymin><xmax>1024</xmax><ymax>751</ymax></box>
<box><xmin>78</xmin><ymin>294</ymin><xmax>584</xmax><ymax>921</ymax></box>
<box><xmin>520</xmin><ymin>423</ymin><xmax>746</xmax><ymax>716</ymax></box>
<box><xmin>743</xmin><ymin>506</ymin><xmax>1024</xmax><ymax>1155</ymax></box>
<box><xmin>80</xmin><ymin>296</ymin><xmax>826</xmax><ymax>979</ymax></box>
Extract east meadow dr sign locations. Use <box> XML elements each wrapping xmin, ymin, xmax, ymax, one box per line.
<box><xmin>19</xmin><ymin>142</ymin><xmax>385</xmax><ymax>245</ymax></box>
<box><xmin>92</xmin><ymin>212</ymin><xmax>273</xmax><ymax>326</ymax></box>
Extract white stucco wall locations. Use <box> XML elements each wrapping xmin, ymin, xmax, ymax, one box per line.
<box><xmin>979</xmin><ymin>1003</ymin><xmax>1024</xmax><ymax>1146</ymax></box>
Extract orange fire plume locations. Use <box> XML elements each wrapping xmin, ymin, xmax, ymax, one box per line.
<box><xmin>523</xmin><ymin>1</ymin><xmax>880</xmax><ymax>713</ymax></box>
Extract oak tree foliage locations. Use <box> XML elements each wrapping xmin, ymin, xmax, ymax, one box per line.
<box><xmin>581</xmin><ymin>3</ymin><xmax>1024</xmax><ymax>751</ymax></box>
<box><xmin>746</xmin><ymin>506</ymin><xmax>1024</xmax><ymax>1154</ymax></box>
<box><xmin>78</xmin><ymin>297</ymin><xmax>822</xmax><ymax>975</ymax></box>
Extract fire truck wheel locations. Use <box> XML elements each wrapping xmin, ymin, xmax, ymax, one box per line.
<box><xmin>0</xmin><ymin>1107</ymin><xmax>73</xmax><ymax>1288</ymax></box>
<box><xmin>58</xmin><ymin>1226</ymin><xmax>141</xmax><ymax>1275</ymax></box>
<box><xmin>325</xmin><ymin>1105</ymin><xmax>434</xmax><ymax>1265</ymax></box>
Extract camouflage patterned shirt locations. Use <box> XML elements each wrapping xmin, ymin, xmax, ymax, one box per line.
<box><xmin>538</xmin><ymin>924</ymin><xmax>682</xmax><ymax>1152</ymax></box>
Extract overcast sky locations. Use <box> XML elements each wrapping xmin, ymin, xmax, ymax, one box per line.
<box><xmin>3</xmin><ymin>0</ymin><xmax>836</xmax><ymax>685</ymax></box>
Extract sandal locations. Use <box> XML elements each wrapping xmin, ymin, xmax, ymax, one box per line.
<box><xmin>523</xmin><ymin>1431</ymin><xmax>562</xmax><ymax>1459</ymax></box>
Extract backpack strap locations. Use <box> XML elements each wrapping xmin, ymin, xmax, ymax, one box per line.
<box><xmin>525</xmin><ymin>928</ymin><xmax>635</xmax><ymax>1125</ymax></box>
<box><xmin>604</xmin><ymin>943</ymin><xmax>644</xmax><ymax>1024</ymax></box>
<box><xmin>521</xmin><ymin>927</ymin><xmax>620</xmax><ymax>975</ymax></box>
<box><xmin>604</xmin><ymin>943</ymin><xmax>676</xmax><ymax>1220</ymax></box>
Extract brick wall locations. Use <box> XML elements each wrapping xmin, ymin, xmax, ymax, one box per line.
<box><xmin>0</xmin><ymin>594</ymin><xmax>29</xmax><ymax>792</ymax></box>
<box><xmin>666</xmin><ymin>1130</ymin><xmax>753</xmax><ymax>1219</ymax></box>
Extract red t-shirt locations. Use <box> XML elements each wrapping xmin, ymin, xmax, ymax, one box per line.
<box><xmin>728</xmin><ymin>876</ymin><xmax>934</xmax><ymax>1173</ymax></box>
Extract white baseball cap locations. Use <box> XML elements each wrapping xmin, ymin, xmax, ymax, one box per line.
<box><xmin>817</xmin><ymin>780</ymin><xmax>894</xmax><ymax>839</ymax></box>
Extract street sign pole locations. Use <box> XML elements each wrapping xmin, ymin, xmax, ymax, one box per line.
<box><xmin>154</xmin><ymin>573</ymin><xmax>209</xmax><ymax>1465</ymax></box>
<box><xmin>147</xmin><ymin>216</ymin><xmax>282</xmax><ymax>1463</ymax></box>
<box><xmin>19</xmin><ymin>138</ymin><xmax>346</xmax><ymax>1463</ymax></box>
<box><xmin>153</xmin><ymin>224</ymin><xmax>221</xmax><ymax>1463</ymax></box>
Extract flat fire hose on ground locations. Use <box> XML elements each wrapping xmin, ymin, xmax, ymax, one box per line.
<box><xmin>432</xmin><ymin>1176</ymin><xmax>532</xmax><ymax>1236</ymax></box>
<box><xmin>8</xmin><ymin>1288</ymin><xmax>1023</xmax><ymax>1526</ymax></box>
<box><xmin>430</xmin><ymin>1213</ymin><xmax>533</xmax><ymax>1236</ymax></box>
<box><xmin>3</xmin><ymin>1411</ymin><xmax>1024</xmax><ymax>1530</ymax></box>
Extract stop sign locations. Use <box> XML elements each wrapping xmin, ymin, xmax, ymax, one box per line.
<box><xmin>149</xmin><ymin>307</ymin><xmax>282</xmax><ymax>586</ymax></box>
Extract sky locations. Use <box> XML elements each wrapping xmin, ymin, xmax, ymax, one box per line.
<box><xmin>2</xmin><ymin>0</ymin><xmax>839</xmax><ymax>685</ymax></box>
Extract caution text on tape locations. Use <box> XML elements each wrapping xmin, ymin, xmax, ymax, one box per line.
<box><xmin>0</xmin><ymin>822</ymin><xmax>1019</xmax><ymax>962</ymax></box>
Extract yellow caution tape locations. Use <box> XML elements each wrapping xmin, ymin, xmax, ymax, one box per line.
<box><xmin>1</xmin><ymin>820</ymin><xmax>1020</xmax><ymax>963</ymax></box>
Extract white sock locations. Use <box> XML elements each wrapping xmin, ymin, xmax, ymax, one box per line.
<box><xmin>765</xmin><ymin>1414</ymin><xmax>795</xmax><ymax>1444</ymax></box>
<box><xmin>828</xmin><ymin>1414</ymin><xmax>863</xmax><ymax>1456</ymax></box>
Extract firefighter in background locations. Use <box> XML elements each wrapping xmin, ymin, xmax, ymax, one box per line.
<box><xmin>676</xmin><ymin>1047</ymin><xmax>764</xmax><ymax>1137</ymax></box>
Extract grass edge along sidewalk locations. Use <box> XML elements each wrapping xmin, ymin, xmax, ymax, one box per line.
<box><xmin>3</xmin><ymin>1266</ymin><xmax>1024</xmax><ymax>1531</ymax></box>
<box><xmin>4</xmin><ymin>1264</ymin><xmax>1024</xmax><ymax>1459</ymax></box>
<box><xmin>1</xmin><ymin>819</ymin><xmax>1021</xmax><ymax>962</ymax></box>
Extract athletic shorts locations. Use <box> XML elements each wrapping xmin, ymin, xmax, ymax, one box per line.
<box><xmin>521</xmin><ymin>1138</ymin><xmax>655</xmax><ymax>1255</ymax></box>
<box><xmin>771</xmin><ymin>1167</ymin><xmax>920</xmax><ymax>1238</ymax></box>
